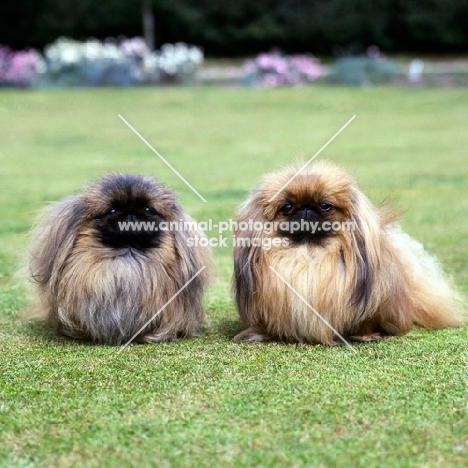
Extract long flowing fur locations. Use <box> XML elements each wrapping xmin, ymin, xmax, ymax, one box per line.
<box><xmin>28</xmin><ymin>175</ymin><xmax>211</xmax><ymax>345</ymax></box>
<box><xmin>233</xmin><ymin>161</ymin><xmax>465</xmax><ymax>345</ymax></box>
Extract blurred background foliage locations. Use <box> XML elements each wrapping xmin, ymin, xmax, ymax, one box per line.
<box><xmin>1</xmin><ymin>0</ymin><xmax>466</xmax><ymax>56</ymax></box>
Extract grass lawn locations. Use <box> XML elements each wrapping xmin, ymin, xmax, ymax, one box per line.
<box><xmin>0</xmin><ymin>86</ymin><xmax>467</xmax><ymax>467</ymax></box>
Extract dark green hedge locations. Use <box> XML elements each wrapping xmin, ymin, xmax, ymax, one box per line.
<box><xmin>1</xmin><ymin>0</ymin><xmax>466</xmax><ymax>55</ymax></box>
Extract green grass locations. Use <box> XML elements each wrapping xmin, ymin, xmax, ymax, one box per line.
<box><xmin>0</xmin><ymin>86</ymin><xmax>467</xmax><ymax>467</ymax></box>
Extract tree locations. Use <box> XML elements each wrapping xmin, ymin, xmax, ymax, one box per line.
<box><xmin>142</xmin><ymin>0</ymin><xmax>155</xmax><ymax>50</ymax></box>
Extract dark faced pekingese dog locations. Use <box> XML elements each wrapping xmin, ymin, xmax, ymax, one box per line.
<box><xmin>28</xmin><ymin>174</ymin><xmax>211</xmax><ymax>345</ymax></box>
<box><xmin>233</xmin><ymin>161</ymin><xmax>465</xmax><ymax>345</ymax></box>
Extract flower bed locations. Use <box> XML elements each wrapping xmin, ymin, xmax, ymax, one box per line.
<box><xmin>242</xmin><ymin>51</ymin><xmax>323</xmax><ymax>87</ymax></box>
<box><xmin>0</xmin><ymin>37</ymin><xmax>204</xmax><ymax>87</ymax></box>
<box><xmin>39</xmin><ymin>37</ymin><xmax>203</xmax><ymax>87</ymax></box>
<box><xmin>0</xmin><ymin>45</ymin><xmax>44</xmax><ymax>87</ymax></box>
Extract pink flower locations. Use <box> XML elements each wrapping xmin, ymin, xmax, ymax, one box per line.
<box><xmin>0</xmin><ymin>45</ymin><xmax>43</xmax><ymax>86</ymax></box>
<box><xmin>244</xmin><ymin>51</ymin><xmax>323</xmax><ymax>87</ymax></box>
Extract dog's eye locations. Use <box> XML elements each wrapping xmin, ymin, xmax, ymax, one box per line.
<box><xmin>144</xmin><ymin>206</ymin><xmax>156</xmax><ymax>215</ymax></box>
<box><xmin>280</xmin><ymin>204</ymin><xmax>293</xmax><ymax>214</ymax></box>
<box><xmin>106</xmin><ymin>208</ymin><xmax>117</xmax><ymax>215</ymax></box>
<box><xmin>319</xmin><ymin>202</ymin><xmax>333</xmax><ymax>212</ymax></box>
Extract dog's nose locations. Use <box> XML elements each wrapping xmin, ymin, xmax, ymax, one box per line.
<box><xmin>298</xmin><ymin>206</ymin><xmax>316</xmax><ymax>220</ymax></box>
<box><xmin>125</xmin><ymin>213</ymin><xmax>138</xmax><ymax>223</ymax></box>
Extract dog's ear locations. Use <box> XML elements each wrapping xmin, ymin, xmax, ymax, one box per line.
<box><xmin>233</xmin><ymin>240</ymin><xmax>257</xmax><ymax>316</ymax></box>
<box><xmin>347</xmin><ymin>188</ymin><xmax>382</xmax><ymax>316</ymax></box>
<box><xmin>29</xmin><ymin>196</ymin><xmax>85</xmax><ymax>295</ymax></box>
<box><xmin>232</xmin><ymin>195</ymin><xmax>266</xmax><ymax>320</ymax></box>
<box><xmin>170</xmin><ymin>210</ymin><xmax>212</xmax><ymax>309</ymax></box>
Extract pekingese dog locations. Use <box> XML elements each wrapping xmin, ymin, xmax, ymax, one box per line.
<box><xmin>233</xmin><ymin>161</ymin><xmax>465</xmax><ymax>345</ymax></box>
<box><xmin>28</xmin><ymin>174</ymin><xmax>211</xmax><ymax>345</ymax></box>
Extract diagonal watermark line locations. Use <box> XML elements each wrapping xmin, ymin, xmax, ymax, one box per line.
<box><xmin>117</xmin><ymin>266</ymin><xmax>207</xmax><ymax>353</ymax></box>
<box><xmin>118</xmin><ymin>114</ymin><xmax>207</xmax><ymax>203</ymax></box>
<box><xmin>269</xmin><ymin>266</ymin><xmax>357</xmax><ymax>353</ymax></box>
<box><xmin>268</xmin><ymin>114</ymin><xmax>356</xmax><ymax>202</ymax></box>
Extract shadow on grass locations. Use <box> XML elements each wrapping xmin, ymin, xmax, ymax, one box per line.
<box><xmin>20</xmin><ymin>316</ymin><xmax>391</xmax><ymax>351</ymax></box>
<box><xmin>22</xmin><ymin>319</ymin><xmax>104</xmax><ymax>348</ymax></box>
<box><xmin>21</xmin><ymin>316</ymin><xmax>244</xmax><ymax>348</ymax></box>
<box><xmin>207</xmin><ymin>317</ymin><xmax>243</xmax><ymax>341</ymax></box>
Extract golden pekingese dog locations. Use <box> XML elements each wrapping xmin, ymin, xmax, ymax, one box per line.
<box><xmin>28</xmin><ymin>174</ymin><xmax>211</xmax><ymax>345</ymax></box>
<box><xmin>233</xmin><ymin>161</ymin><xmax>465</xmax><ymax>345</ymax></box>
